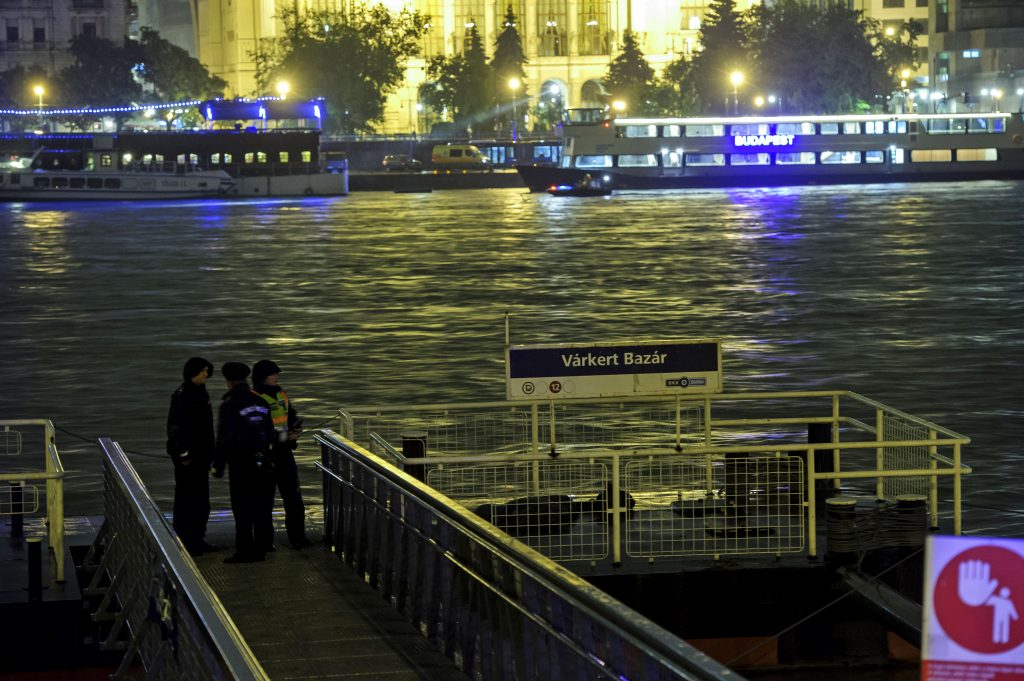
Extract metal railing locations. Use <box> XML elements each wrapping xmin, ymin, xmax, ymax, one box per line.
<box><xmin>86</xmin><ymin>438</ymin><xmax>268</xmax><ymax>681</ymax></box>
<box><xmin>0</xmin><ymin>419</ymin><xmax>65</xmax><ymax>581</ymax></box>
<box><xmin>338</xmin><ymin>390</ymin><xmax>971</xmax><ymax>563</ymax></box>
<box><xmin>316</xmin><ymin>430</ymin><xmax>745</xmax><ymax>681</ymax></box>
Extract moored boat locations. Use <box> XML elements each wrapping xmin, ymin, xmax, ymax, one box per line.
<box><xmin>518</xmin><ymin>109</ymin><xmax>1024</xmax><ymax>192</ymax></box>
<box><xmin>546</xmin><ymin>183</ymin><xmax>613</xmax><ymax>197</ymax></box>
<box><xmin>0</xmin><ymin>165</ymin><xmax>234</xmax><ymax>201</ymax></box>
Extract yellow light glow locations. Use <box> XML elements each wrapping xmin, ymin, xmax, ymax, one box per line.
<box><xmin>612</xmin><ymin>100</ymin><xmax>626</xmax><ymax>112</ymax></box>
<box><xmin>730</xmin><ymin>71</ymin><xmax>744</xmax><ymax>88</ymax></box>
<box><xmin>276</xmin><ymin>80</ymin><xmax>290</xmax><ymax>99</ymax></box>
<box><xmin>901</xmin><ymin>69</ymin><xmax>910</xmax><ymax>79</ymax></box>
<box><xmin>33</xmin><ymin>85</ymin><xmax>44</xmax><ymax>96</ymax></box>
<box><xmin>885</xmin><ymin>27</ymin><xmax>895</xmax><ymax>36</ymax></box>
<box><xmin>508</xmin><ymin>77</ymin><xmax>520</xmax><ymax>92</ymax></box>
<box><xmin>754</xmin><ymin>96</ymin><xmax>765</xmax><ymax>108</ymax></box>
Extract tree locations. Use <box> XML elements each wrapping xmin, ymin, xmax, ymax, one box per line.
<box><xmin>604</xmin><ymin>30</ymin><xmax>657</xmax><ymax>115</ymax></box>
<box><xmin>0</xmin><ymin>65</ymin><xmax>51</xmax><ymax>131</ymax></box>
<box><xmin>421</xmin><ymin>54</ymin><xmax>468</xmax><ymax>132</ymax></box>
<box><xmin>649</xmin><ymin>54</ymin><xmax>701</xmax><ymax>116</ymax></box>
<box><xmin>456</xmin><ymin>24</ymin><xmax>491</xmax><ymax>133</ymax></box>
<box><xmin>254</xmin><ymin>3</ymin><xmax>426</xmax><ymax>134</ymax></box>
<box><xmin>689</xmin><ymin>0</ymin><xmax>747</xmax><ymax>114</ymax></box>
<box><xmin>135</xmin><ymin>27</ymin><xmax>226</xmax><ymax>128</ymax></box>
<box><xmin>745</xmin><ymin>0</ymin><xmax>918</xmax><ymax>113</ymax></box>
<box><xmin>490</xmin><ymin>5</ymin><xmax>528</xmax><ymax>134</ymax></box>
<box><xmin>57</xmin><ymin>35</ymin><xmax>143</xmax><ymax>130</ymax></box>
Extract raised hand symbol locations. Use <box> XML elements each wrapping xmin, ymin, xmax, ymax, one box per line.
<box><xmin>959</xmin><ymin>559</ymin><xmax>999</xmax><ymax>607</ymax></box>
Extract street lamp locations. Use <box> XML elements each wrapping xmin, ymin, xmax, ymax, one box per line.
<box><xmin>33</xmin><ymin>84</ymin><xmax>44</xmax><ymax>113</ymax></box>
<box><xmin>991</xmin><ymin>88</ymin><xmax>1003</xmax><ymax>112</ymax></box>
<box><xmin>276</xmin><ymin>80</ymin><xmax>290</xmax><ymax>100</ymax></box>
<box><xmin>611</xmin><ymin>99</ymin><xmax>626</xmax><ymax>115</ymax></box>
<box><xmin>729</xmin><ymin>71</ymin><xmax>744</xmax><ymax>115</ymax></box>
<box><xmin>508</xmin><ymin>77</ymin><xmax>520</xmax><ymax>141</ymax></box>
<box><xmin>1017</xmin><ymin>88</ymin><xmax>1024</xmax><ymax>114</ymax></box>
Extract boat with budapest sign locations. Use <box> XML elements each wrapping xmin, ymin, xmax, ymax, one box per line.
<box><xmin>516</xmin><ymin>108</ymin><xmax>1024</xmax><ymax>191</ymax></box>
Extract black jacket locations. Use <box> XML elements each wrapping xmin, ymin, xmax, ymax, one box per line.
<box><xmin>166</xmin><ymin>381</ymin><xmax>215</xmax><ymax>467</ymax></box>
<box><xmin>214</xmin><ymin>382</ymin><xmax>275</xmax><ymax>474</ymax></box>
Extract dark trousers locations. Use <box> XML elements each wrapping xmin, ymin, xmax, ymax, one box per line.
<box><xmin>172</xmin><ymin>462</ymin><xmax>210</xmax><ymax>550</ymax></box>
<box><xmin>271</xmin><ymin>447</ymin><xmax>307</xmax><ymax>544</ymax></box>
<box><xmin>228</xmin><ymin>466</ymin><xmax>275</xmax><ymax>557</ymax></box>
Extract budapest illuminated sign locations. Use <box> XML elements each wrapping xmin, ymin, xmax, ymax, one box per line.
<box><xmin>733</xmin><ymin>134</ymin><xmax>796</xmax><ymax>147</ymax></box>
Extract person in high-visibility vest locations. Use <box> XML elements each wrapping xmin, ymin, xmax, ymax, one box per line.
<box><xmin>252</xmin><ymin>359</ymin><xmax>310</xmax><ymax>549</ymax></box>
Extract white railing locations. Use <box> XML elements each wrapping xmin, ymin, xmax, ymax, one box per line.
<box><xmin>0</xmin><ymin>419</ymin><xmax>65</xmax><ymax>581</ymax></box>
<box><xmin>340</xmin><ymin>390</ymin><xmax>971</xmax><ymax>565</ymax></box>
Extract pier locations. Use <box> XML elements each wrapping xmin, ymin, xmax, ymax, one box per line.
<box><xmin>0</xmin><ymin>391</ymin><xmax>971</xmax><ymax>678</ymax></box>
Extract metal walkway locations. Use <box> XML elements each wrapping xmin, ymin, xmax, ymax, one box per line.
<box><xmin>195</xmin><ymin>517</ymin><xmax>469</xmax><ymax>681</ymax></box>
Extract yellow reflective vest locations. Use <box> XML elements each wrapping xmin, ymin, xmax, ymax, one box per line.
<box><xmin>257</xmin><ymin>388</ymin><xmax>290</xmax><ymax>433</ymax></box>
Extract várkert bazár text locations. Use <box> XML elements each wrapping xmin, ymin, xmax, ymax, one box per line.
<box><xmin>561</xmin><ymin>352</ymin><xmax>668</xmax><ymax>368</ymax></box>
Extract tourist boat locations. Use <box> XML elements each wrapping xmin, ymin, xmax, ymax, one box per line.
<box><xmin>546</xmin><ymin>182</ymin><xmax>613</xmax><ymax>197</ymax></box>
<box><xmin>517</xmin><ymin>109</ymin><xmax>1024</xmax><ymax>191</ymax></box>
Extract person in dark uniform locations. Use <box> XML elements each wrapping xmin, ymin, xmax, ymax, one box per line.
<box><xmin>213</xmin><ymin>362</ymin><xmax>276</xmax><ymax>564</ymax></box>
<box><xmin>252</xmin><ymin>359</ymin><xmax>310</xmax><ymax>549</ymax></box>
<box><xmin>166</xmin><ymin>357</ymin><xmax>217</xmax><ymax>556</ymax></box>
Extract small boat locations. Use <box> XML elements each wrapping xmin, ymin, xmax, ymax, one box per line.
<box><xmin>0</xmin><ymin>167</ymin><xmax>235</xmax><ymax>201</ymax></box>
<box><xmin>546</xmin><ymin>183</ymin><xmax>612</xmax><ymax>197</ymax></box>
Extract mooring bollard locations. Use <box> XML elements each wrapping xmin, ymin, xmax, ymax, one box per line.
<box><xmin>825</xmin><ymin>496</ymin><xmax>859</xmax><ymax>564</ymax></box>
<box><xmin>27</xmin><ymin>536</ymin><xmax>43</xmax><ymax>602</ymax></box>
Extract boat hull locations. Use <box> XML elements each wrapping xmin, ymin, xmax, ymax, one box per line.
<box><xmin>518</xmin><ymin>163</ymin><xmax>1024</xmax><ymax>193</ymax></box>
<box><xmin>0</xmin><ymin>170</ymin><xmax>234</xmax><ymax>201</ymax></box>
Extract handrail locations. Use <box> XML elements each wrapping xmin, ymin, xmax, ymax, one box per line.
<box><xmin>97</xmin><ymin>438</ymin><xmax>269</xmax><ymax>681</ymax></box>
<box><xmin>0</xmin><ymin>419</ymin><xmax>65</xmax><ymax>581</ymax></box>
<box><xmin>315</xmin><ymin>429</ymin><xmax>743</xmax><ymax>680</ymax></box>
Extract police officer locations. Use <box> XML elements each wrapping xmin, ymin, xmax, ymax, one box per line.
<box><xmin>214</xmin><ymin>362</ymin><xmax>276</xmax><ymax>564</ymax></box>
<box><xmin>252</xmin><ymin>359</ymin><xmax>310</xmax><ymax>549</ymax></box>
<box><xmin>166</xmin><ymin>357</ymin><xmax>217</xmax><ymax>556</ymax></box>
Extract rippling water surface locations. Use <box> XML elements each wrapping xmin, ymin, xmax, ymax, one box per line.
<box><xmin>1</xmin><ymin>182</ymin><xmax>1022</xmax><ymax>536</ymax></box>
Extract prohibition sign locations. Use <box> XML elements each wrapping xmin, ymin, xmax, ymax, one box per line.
<box><xmin>934</xmin><ymin>545</ymin><xmax>1024</xmax><ymax>654</ymax></box>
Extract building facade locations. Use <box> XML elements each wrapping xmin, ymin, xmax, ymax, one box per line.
<box><xmin>0</xmin><ymin>0</ymin><xmax>129</xmax><ymax>75</ymax></box>
<box><xmin>928</xmin><ymin>0</ymin><xmax>1024</xmax><ymax>113</ymax></box>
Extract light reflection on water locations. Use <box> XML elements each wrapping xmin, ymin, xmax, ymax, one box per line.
<box><xmin>1</xmin><ymin>183</ymin><xmax>1022</xmax><ymax>538</ymax></box>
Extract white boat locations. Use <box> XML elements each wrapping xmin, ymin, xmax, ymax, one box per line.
<box><xmin>0</xmin><ymin>166</ymin><xmax>235</xmax><ymax>201</ymax></box>
<box><xmin>517</xmin><ymin>109</ymin><xmax>1024</xmax><ymax>191</ymax></box>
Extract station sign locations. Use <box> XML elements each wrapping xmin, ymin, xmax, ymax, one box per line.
<box><xmin>505</xmin><ymin>339</ymin><xmax>722</xmax><ymax>400</ymax></box>
<box><xmin>923</xmin><ymin>535</ymin><xmax>1024</xmax><ymax>680</ymax></box>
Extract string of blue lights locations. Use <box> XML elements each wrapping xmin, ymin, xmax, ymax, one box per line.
<box><xmin>0</xmin><ymin>96</ymin><xmax>291</xmax><ymax>117</ymax></box>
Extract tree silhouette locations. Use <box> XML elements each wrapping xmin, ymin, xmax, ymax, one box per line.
<box><xmin>604</xmin><ymin>30</ymin><xmax>656</xmax><ymax>115</ymax></box>
<box><xmin>490</xmin><ymin>5</ymin><xmax>528</xmax><ymax>134</ymax></box>
<box><xmin>689</xmin><ymin>0</ymin><xmax>747</xmax><ymax>113</ymax></box>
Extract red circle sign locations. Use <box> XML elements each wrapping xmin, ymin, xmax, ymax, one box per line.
<box><xmin>934</xmin><ymin>545</ymin><xmax>1024</xmax><ymax>654</ymax></box>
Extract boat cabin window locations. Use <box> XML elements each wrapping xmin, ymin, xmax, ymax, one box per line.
<box><xmin>844</xmin><ymin>122</ymin><xmax>861</xmax><ymax>134</ymax></box>
<box><xmin>87</xmin><ymin>178</ymin><xmax>103</xmax><ymax>188</ymax></box>
<box><xmin>70</xmin><ymin>177</ymin><xmax>86</xmax><ymax>188</ymax></box>
<box><xmin>663</xmin><ymin>150</ymin><xmax>683</xmax><ymax>167</ymax></box>
<box><xmin>776</xmin><ymin>152</ymin><xmax>816</xmax><ymax>165</ymax></box>
<box><xmin>776</xmin><ymin>122</ymin><xmax>814</xmax><ymax>135</ymax></box>
<box><xmin>820</xmin><ymin>150</ymin><xmax>862</xmax><ymax>164</ymax></box>
<box><xmin>957</xmin><ymin>148</ymin><xmax>997</xmax><ymax>161</ymax></box>
<box><xmin>574</xmin><ymin>154</ymin><xmax>613</xmax><ymax>168</ymax></box>
<box><xmin>623</xmin><ymin>125</ymin><xmax>658</xmax><ymax>138</ymax></box>
<box><xmin>888</xmin><ymin>120</ymin><xmax>907</xmax><ymax>134</ymax></box>
<box><xmin>34</xmin><ymin>177</ymin><xmax>49</xmax><ymax>188</ymax></box>
<box><xmin>100</xmin><ymin>153</ymin><xmax>113</xmax><ymax>168</ymax></box>
<box><xmin>730</xmin><ymin>153</ymin><xmax>770</xmax><ymax>166</ymax></box>
<box><xmin>820</xmin><ymin>123</ymin><xmax>839</xmax><ymax>135</ymax></box>
<box><xmin>685</xmin><ymin>153</ymin><xmax>725</xmax><ymax>166</ymax></box>
<box><xmin>865</xmin><ymin>150</ymin><xmax>886</xmax><ymax>164</ymax></box>
<box><xmin>618</xmin><ymin>154</ymin><xmax>658</xmax><ymax>167</ymax></box>
<box><xmin>143</xmin><ymin>154</ymin><xmax>154</xmax><ymax>165</ymax></box>
<box><xmin>177</xmin><ymin>154</ymin><xmax>187</xmax><ymax>166</ymax></box>
<box><xmin>911</xmin><ymin>149</ymin><xmax>952</xmax><ymax>162</ymax></box>
<box><xmin>211</xmin><ymin>154</ymin><xmax>221</xmax><ymax>164</ymax></box>
<box><xmin>104</xmin><ymin>178</ymin><xmax>121</xmax><ymax>188</ymax></box>
<box><xmin>223</xmin><ymin>153</ymin><xmax>233</xmax><ymax>164</ymax></box>
<box><xmin>301</xmin><ymin>151</ymin><xmax>312</xmax><ymax>163</ymax></box>
<box><xmin>257</xmin><ymin>152</ymin><xmax>267</xmax><ymax>163</ymax></box>
<box><xmin>563</xmin><ymin>108</ymin><xmax>607</xmax><ymax>126</ymax></box>
<box><xmin>52</xmin><ymin>177</ymin><xmax>69</xmax><ymax>188</ymax></box>
<box><xmin>244</xmin><ymin>153</ymin><xmax>255</xmax><ymax>164</ymax></box>
<box><xmin>731</xmin><ymin>123</ymin><xmax>769</xmax><ymax>136</ymax></box>
<box><xmin>279</xmin><ymin>152</ymin><xmax>290</xmax><ymax>163</ymax></box>
<box><xmin>685</xmin><ymin>124</ymin><xmax>725</xmax><ymax>137</ymax></box>
<box><xmin>865</xmin><ymin>121</ymin><xmax>886</xmax><ymax>134</ymax></box>
<box><xmin>663</xmin><ymin>125</ymin><xmax>682</xmax><ymax>138</ymax></box>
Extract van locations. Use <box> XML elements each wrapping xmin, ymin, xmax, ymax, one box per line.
<box><xmin>431</xmin><ymin>144</ymin><xmax>492</xmax><ymax>171</ymax></box>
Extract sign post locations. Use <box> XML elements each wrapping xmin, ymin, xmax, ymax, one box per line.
<box><xmin>923</xmin><ymin>535</ymin><xmax>1024</xmax><ymax>680</ymax></box>
<box><xmin>505</xmin><ymin>339</ymin><xmax>722</xmax><ymax>400</ymax></box>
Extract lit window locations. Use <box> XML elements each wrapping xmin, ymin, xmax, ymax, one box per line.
<box><xmin>843</xmin><ymin>122</ymin><xmax>861</xmax><ymax>134</ymax></box>
<box><xmin>301</xmin><ymin>151</ymin><xmax>312</xmax><ymax>163</ymax></box>
<box><xmin>257</xmin><ymin>152</ymin><xmax>267</xmax><ymax>163</ymax></box>
<box><xmin>244</xmin><ymin>153</ymin><xmax>254</xmax><ymax>163</ymax></box>
<box><xmin>820</xmin><ymin>123</ymin><xmax>839</xmax><ymax>135</ymax></box>
<box><xmin>865</xmin><ymin>151</ymin><xmax>886</xmax><ymax>164</ymax></box>
<box><xmin>663</xmin><ymin>150</ymin><xmax>683</xmax><ymax>168</ymax></box>
<box><xmin>956</xmin><ymin>148</ymin><xmax>997</xmax><ymax>161</ymax></box>
<box><xmin>820</xmin><ymin>151</ymin><xmax>861</xmax><ymax>164</ymax></box>
<box><xmin>100</xmin><ymin>154</ymin><xmax>113</xmax><ymax>167</ymax></box>
<box><xmin>211</xmin><ymin>154</ymin><xmax>220</xmax><ymax>164</ymax></box>
<box><xmin>575</xmin><ymin>155</ymin><xmax>612</xmax><ymax>168</ymax></box>
<box><xmin>279</xmin><ymin>152</ymin><xmax>289</xmax><ymax>162</ymax></box>
<box><xmin>685</xmin><ymin>153</ymin><xmax>725</xmax><ymax>166</ymax></box>
<box><xmin>685</xmin><ymin>124</ymin><xmax>724</xmax><ymax>137</ymax></box>
<box><xmin>962</xmin><ymin>49</ymin><xmax>980</xmax><ymax>58</ymax></box>
<box><xmin>730</xmin><ymin>153</ymin><xmax>770</xmax><ymax>165</ymax></box>
<box><xmin>731</xmin><ymin>123</ymin><xmax>769</xmax><ymax>136</ymax></box>
<box><xmin>623</xmin><ymin>125</ymin><xmax>657</xmax><ymax>138</ymax></box>
<box><xmin>663</xmin><ymin>125</ymin><xmax>682</xmax><ymax>137</ymax></box>
<box><xmin>776</xmin><ymin>152</ymin><xmax>816</xmax><ymax>165</ymax></box>
<box><xmin>865</xmin><ymin>121</ymin><xmax>886</xmax><ymax>134</ymax></box>
<box><xmin>223</xmin><ymin>153</ymin><xmax>232</xmax><ymax>163</ymax></box>
<box><xmin>618</xmin><ymin>154</ymin><xmax>658</xmax><ymax>167</ymax></box>
<box><xmin>910</xmin><ymin>149</ymin><xmax>952</xmax><ymax>162</ymax></box>
<box><xmin>777</xmin><ymin>122</ymin><xmax>814</xmax><ymax>135</ymax></box>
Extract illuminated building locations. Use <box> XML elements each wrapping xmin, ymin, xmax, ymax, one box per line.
<box><xmin>0</xmin><ymin>0</ymin><xmax>128</xmax><ymax>73</ymax></box>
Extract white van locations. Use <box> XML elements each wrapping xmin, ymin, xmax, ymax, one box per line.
<box><xmin>431</xmin><ymin>144</ymin><xmax>492</xmax><ymax>170</ymax></box>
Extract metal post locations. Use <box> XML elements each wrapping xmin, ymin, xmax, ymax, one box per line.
<box><xmin>831</xmin><ymin>395</ymin><xmax>841</xmax><ymax>490</ymax></box>
<box><xmin>611</xmin><ymin>453</ymin><xmax>621</xmax><ymax>566</ymax></box>
<box><xmin>530</xmin><ymin>403</ymin><xmax>539</xmax><ymax>456</ymax></box>
<box><xmin>953</xmin><ymin>442</ymin><xmax>962</xmax><ymax>535</ymax></box>
<box><xmin>807</xmin><ymin>448</ymin><xmax>817</xmax><ymax>558</ymax></box>
<box><xmin>929</xmin><ymin>428</ymin><xmax>939</xmax><ymax>529</ymax></box>
<box><xmin>875</xmin><ymin>408</ymin><xmax>885</xmax><ymax>501</ymax></box>
<box><xmin>548</xmin><ymin>400</ymin><xmax>556</xmax><ymax>455</ymax></box>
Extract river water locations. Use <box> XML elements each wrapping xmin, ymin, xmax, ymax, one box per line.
<box><xmin>1</xmin><ymin>182</ymin><xmax>1022</xmax><ymax>538</ymax></box>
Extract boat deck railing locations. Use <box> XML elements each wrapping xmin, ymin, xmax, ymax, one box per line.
<box><xmin>315</xmin><ymin>429</ymin><xmax>742</xmax><ymax>681</ymax></box>
<box><xmin>338</xmin><ymin>390</ymin><xmax>971</xmax><ymax>567</ymax></box>
<box><xmin>0</xmin><ymin>419</ymin><xmax>65</xmax><ymax>581</ymax></box>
